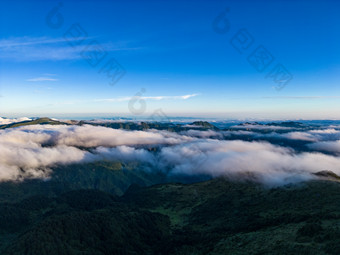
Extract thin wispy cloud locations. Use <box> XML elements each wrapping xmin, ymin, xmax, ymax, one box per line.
<box><xmin>0</xmin><ymin>36</ymin><xmax>141</xmax><ymax>61</ymax></box>
<box><xmin>42</xmin><ymin>73</ymin><xmax>57</xmax><ymax>76</ymax></box>
<box><xmin>94</xmin><ymin>93</ymin><xmax>199</xmax><ymax>103</ymax></box>
<box><xmin>26</xmin><ymin>77</ymin><xmax>59</xmax><ymax>82</ymax></box>
<box><xmin>26</xmin><ymin>73</ymin><xmax>58</xmax><ymax>82</ymax></box>
<box><xmin>45</xmin><ymin>94</ymin><xmax>199</xmax><ymax>107</ymax></box>
<box><xmin>262</xmin><ymin>96</ymin><xmax>340</xmax><ymax>99</ymax></box>
<box><xmin>0</xmin><ymin>37</ymin><xmax>77</xmax><ymax>48</ymax></box>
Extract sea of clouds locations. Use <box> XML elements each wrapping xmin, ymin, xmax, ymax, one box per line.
<box><xmin>0</xmin><ymin>117</ymin><xmax>32</xmax><ymax>125</ymax></box>
<box><xmin>1</xmin><ymin>123</ymin><xmax>340</xmax><ymax>185</ymax></box>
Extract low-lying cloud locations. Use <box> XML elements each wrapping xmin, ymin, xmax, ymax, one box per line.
<box><xmin>159</xmin><ymin>140</ymin><xmax>340</xmax><ymax>185</ymax></box>
<box><xmin>0</xmin><ymin>117</ymin><xmax>32</xmax><ymax>125</ymax></box>
<box><xmin>1</xmin><ymin>124</ymin><xmax>340</xmax><ymax>185</ymax></box>
<box><xmin>308</xmin><ymin>140</ymin><xmax>340</xmax><ymax>154</ymax></box>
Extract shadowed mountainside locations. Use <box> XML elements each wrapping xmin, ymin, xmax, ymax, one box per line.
<box><xmin>1</xmin><ymin>178</ymin><xmax>340</xmax><ymax>254</ymax></box>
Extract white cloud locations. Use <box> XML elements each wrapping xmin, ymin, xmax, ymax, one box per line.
<box><xmin>308</xmin><ymin>140</ymin><xmax>340</xmax><ymax>154</ymax></box>
<box><xmin>0</xmin><ymin>124</ymin><xmax>192</xmax><ymax>181</ymax></box>
<box><xmin>0</xmin><ymin>36</ymin><xmax>140</xmax><ymax>62</ymax></box>
<box><xmin>158</xmin><ymin>140</ymin><xmax>340</xmax><ymax>185</ymax></box>
<box><xmin>26</xmin><ymin>77</ymin><xmax>58</xmax><ymax>82</ymax></box>
<box><xmin>1</xmin><ymin>124</ymin><xmax>340</xmax><ymax>185</ymax></box>
<box><xmin>94</xmin><ymin>94</ymin><xmax>199</xmax><ymax>103</ymax></box>
<box><xmin>0</xmin><ymin>117</ymin><xmax>32</xmax><ymax>125</ymax></box>
<box><xmin>281</xmin><ymin>132</ymin><xmax>318</xmax><ymax>142</ymax></box>
<box><xmin>281</xmin><ymin>129</ymin><xmax>340</xmax><ymax>142</ymax></box>
<box><xmin>263</xmin><ymin>96</ymin><xmax>340</xmax><ymax>99</ymax></box>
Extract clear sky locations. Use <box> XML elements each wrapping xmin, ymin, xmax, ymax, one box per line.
<box><xmin>0</xmin><ymin>0</ymin><xmax>339</xmax><ymax>119</ymax></box>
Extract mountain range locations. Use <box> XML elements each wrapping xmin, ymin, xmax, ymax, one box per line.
<box><xmin>1</xmin><ymin>117</ymin><xmax>340</xmax><ymax>254</ymax></box>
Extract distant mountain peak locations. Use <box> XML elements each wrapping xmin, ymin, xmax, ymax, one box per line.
<box><xmin>190</xmin><ymin>121</ymin><xmax>217</xmax><ymax>129</ymax></box>
<box><xmin>314</xmin><ymin>170</ymin><xmax>340</xmax><ymax>181</ymax></box>
<box><xmin>0</xmin><ymin>117</ymin><xmax>66</xmax><ymax>129</ymax></box>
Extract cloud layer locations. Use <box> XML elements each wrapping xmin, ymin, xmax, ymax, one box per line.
<box><xmin>0</xmin><ymin>117</ymin><xmax>32</xmax><ymax>125</ymax></box>
<box><xmin>1</xmin><ymin>123</ymin><xmax>340</xmax><ymax>185</ymax></box>
<box><xmin>0</xmin><ymin>125</ymin><xmax>190</xmax><ymax>181</ymax></box>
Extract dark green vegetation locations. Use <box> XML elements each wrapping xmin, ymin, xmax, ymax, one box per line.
<box><xmin>190</xmin><ymin>121</ymin><xmax>218</xmax><ymax>129</ymax></box>
<box><xmin>1</xmin><ymin>174</ymin><xmax>340</xmax><ymax>254</ymax></box>
<box><xmin>0</xmin><ymin>118</ymin><xmax>66</xmax><ymax>129</ymax></box>
<box><xmin>0</xmin><ymin>162</ymin><xmax>209</xmax><ymax>204</ymax></box>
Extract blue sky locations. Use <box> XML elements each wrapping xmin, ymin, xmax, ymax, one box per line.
<box><xmin>0</xmin><ymin>0</ymin><xmax>339</xmax><ymax>119</ymax></box>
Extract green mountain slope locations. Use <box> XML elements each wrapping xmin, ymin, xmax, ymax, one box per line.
<box><xmin>1</xmin><ymin>178</ymin><xmax>340</xmax><ymax>254</ymax></box>
<box><xmin>0</xmin><ymin>118</ymin><xmax>66</xmax><ymax>129</ymax></box>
